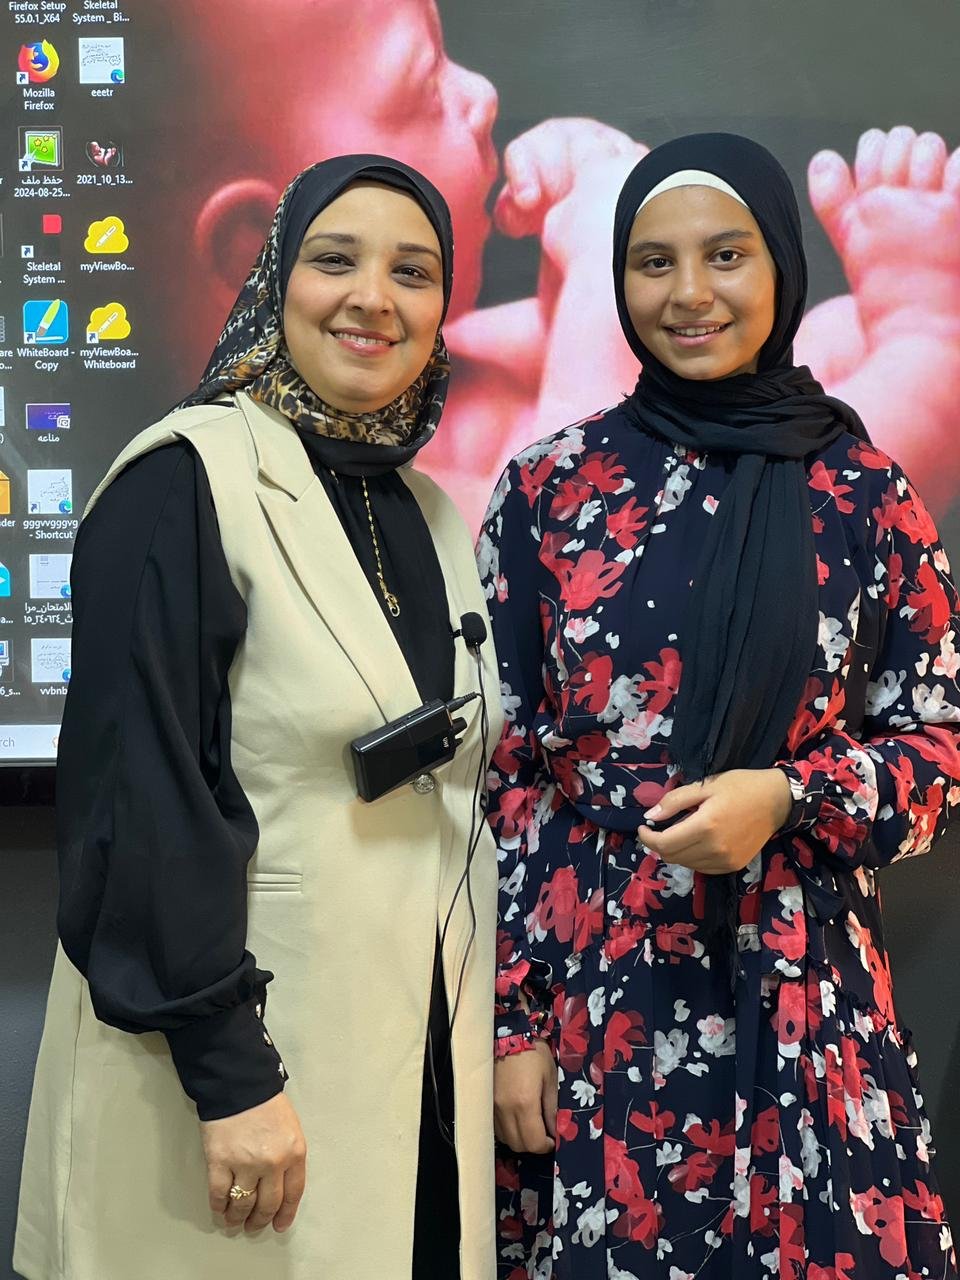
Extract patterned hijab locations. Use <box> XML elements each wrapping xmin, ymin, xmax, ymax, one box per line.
<box><xmin>177</xmin><ymin>155</ymin><xmax>454</xmax><ymax>450</ymax></box>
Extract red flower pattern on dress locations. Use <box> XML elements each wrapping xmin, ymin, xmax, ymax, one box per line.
<box><xmin>606</xmin><ymin>495</ymin><xmax>650</xmax><ymax>548</ymax></box>
<box><xmin>907</xmin><ymin>559</ymin><xmax>953</xmax><ymax>644</ymax></box>
<box><xmin>578</xmin><ymin>451</ymin><xmax>629</xmax><ymax>493</ymax></box>
<box><xmin>569</xmin><ymin>651</ymin><xmax>614</xmax><ymax>715</ymax></box>
<box><xmin>810</xmin><ymin>460</ymin><xmax>856</xmax><ymax>513</ymax></box>
<box><xmin>479</xmin><ymin>408</ymin><xmax>959</xmax><ymax>1277</ymax></box>
<box><xmin>556</xmin><ymin>548</ymin><xmax>628</xmax><ymax>611</ymax></box>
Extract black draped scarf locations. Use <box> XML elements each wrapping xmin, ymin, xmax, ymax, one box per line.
<box><xmin>613</xmin><ymin>133</ymin><xmax>868</xmax><ymax>783</ymax></box>
<box><xmin>612</xmin><ymin>134</ymin><xmax>869</xmax><ymax>950</ymax></box>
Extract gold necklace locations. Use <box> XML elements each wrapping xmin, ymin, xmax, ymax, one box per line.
<box><xmin>361</xmin><ymin>477</ymin><xmax>400</xmax><ymax>617</ymax></box>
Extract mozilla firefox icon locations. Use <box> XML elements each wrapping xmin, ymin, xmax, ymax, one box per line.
<box><xmin>17</xmin><ymin>41</ymin><xmax>60</xmax><ymax>84</ymax></box>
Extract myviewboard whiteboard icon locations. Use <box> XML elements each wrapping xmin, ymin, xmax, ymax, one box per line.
<box><xmin>0</xmin><ymin>563</ymin><xmax>11</xmax><ymax>598</ymax></box>
<box><xmin>86</xmin><ymin>302</ymin><xmax>129</xmax><ymax>343</ymax></box>
<box><xmin>85</xmin><ymin>217</ymin><xmax>128</xmax><ymax>254</ymax></box>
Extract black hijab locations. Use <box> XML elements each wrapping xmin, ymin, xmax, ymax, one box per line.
<box><xmin>613</xmin><ymin>133</ymin><xmax>868</xmax><ymax>785</ymax></box>
<box><xmin>177</xmin><ymin>155</ymin><xmax>454</xmax><ymax>471</ymax></box>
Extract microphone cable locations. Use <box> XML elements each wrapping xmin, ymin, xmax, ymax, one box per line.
<box><xmin>426</xmin><ymin>624</ymin><xmax>492</xmax><ymax>1148</ymax></box>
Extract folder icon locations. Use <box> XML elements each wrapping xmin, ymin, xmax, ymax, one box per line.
<box><xmin>0</xmin><ymin>470</ymin><xmax>10</xmax><ymax>516</ymax></box>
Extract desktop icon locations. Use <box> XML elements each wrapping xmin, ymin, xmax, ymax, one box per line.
<box><xmin>18</xmin><ymin>126</ymin><xmax>62</xmax><ymax>171</ymax></box>
<box><xmin>21</xmin><ymin>215</ymin><xmax>61</xmax><ymax>260</ymax></box>
<box><xmin>28</xmin><ymin>469</ymin><xmax>72</xmax><ymax>515</ymax></box>
<box><xmin>84</xmin><ymin>216</ymin><xmax>128</xmax><ymax>254</ymax></box>
<box><xmin>78</xmin><ymin>37</ymin><xmax>124</xmax><ymax>85</ymax></box>
<box><xmin>31</xmin><ymin>637</ymin><xmax>71</xmax><ymax>683</ymax></box>
<box><xmin>0</xmin><ymin>469</ymin><xmax>9</xmax><ymax>516</ymax></box>
<box><xmin>86</xmin><ymin>302</ymin><xmax>129</xmax><ymax>343</ymax></box>
<box><xmin>23</xmin><ymin>299</ymin><xmax>69</xmax><ymax>345</ymax></box>
<box><xmin>26</xmin><ymin>402</ymin><xmax>71</xmax><ymax>432</ymax></box>
<box><xmin>0</xmin><ymin>563</ymin><xmax>10</xmax><ymax>598</ymax></box>
<box><xmin>29</xmin><ymin>553</ymin><xmax>72</xmax><ymax>599</ymax></box>
<box><xmin>85</xmin><ymin>138</ymin><xmax>122</xmax><ymax>169</ymax></box>
<box><xmin>17</xmin><ymin>40</ymin><xmax>59</xmax><ymax>84</ymax></box>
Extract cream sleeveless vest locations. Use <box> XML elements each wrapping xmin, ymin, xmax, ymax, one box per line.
<box><xmin>15</xmin><ymin>393</ymin><xmax>503</xmax><ymax>1280</ymax></box>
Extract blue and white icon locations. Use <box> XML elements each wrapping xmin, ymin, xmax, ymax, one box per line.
<box><xmin>23</xmin><ymin>299</ymin><xmax>69</xmax><ymax>345</ymax></box>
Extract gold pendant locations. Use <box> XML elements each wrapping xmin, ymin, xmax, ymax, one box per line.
<box><xmin>378</xmin><ymin>572</ymin><xmax>400</xmax><ymax>617</ymax></box>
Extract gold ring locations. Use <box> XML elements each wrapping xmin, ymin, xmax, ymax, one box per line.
<box><xmin>229</xmin><ymin>1184</ymin><xmax>256</xmax><ymax>1201</ymax></box>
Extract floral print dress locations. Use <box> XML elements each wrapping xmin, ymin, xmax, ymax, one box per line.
<box><xmin>478</xmin><ymin>403</ymin><xmax>960</xmax><ymax>1280</ymax></box>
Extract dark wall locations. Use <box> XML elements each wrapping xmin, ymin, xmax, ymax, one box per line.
<box><xmin>1</xmin><ymin>809</ymin><xmax>56</xmax><ymax>1279</ymax></box>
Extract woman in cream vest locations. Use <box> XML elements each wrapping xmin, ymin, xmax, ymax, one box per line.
<box><xmin>15</xmin><ymin>155</ymin><xmax>502</xmax><ymax>1280</ymax></box>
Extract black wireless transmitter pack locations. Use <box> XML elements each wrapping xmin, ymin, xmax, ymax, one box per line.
<box><xmin>350</xmin><ymin>692</ymin><xmax>479</xmax><ymax>802</ymax></box>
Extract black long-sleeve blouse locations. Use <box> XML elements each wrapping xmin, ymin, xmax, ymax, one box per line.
<box><xmin>56</xmin><ymin>431</ymin><xmax>454</xmax><ymax>1120</ymax></box>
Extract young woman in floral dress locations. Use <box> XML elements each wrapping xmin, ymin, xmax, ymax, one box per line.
<box><xmin>479</xmin><ymin>132</ymin><xmax>960</xmax><ymax>1279</ymax></box>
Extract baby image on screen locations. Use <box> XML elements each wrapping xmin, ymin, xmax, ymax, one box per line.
<box><xmin>147</xmin><ymin>0</ymin><xmax>960</xmax><ymax>525</ymax></box>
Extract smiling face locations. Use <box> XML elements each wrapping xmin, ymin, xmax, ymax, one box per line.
<box><xmin>282</xmin><ymin>181</ymin><xmax>444</xmax><ymax>413</ymax></box>
<box><xmin>623</xmin><ymin>186</ymin><xmax>778</xmax><ymax>380</ymax></box>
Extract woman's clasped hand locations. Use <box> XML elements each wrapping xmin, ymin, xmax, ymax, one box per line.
<box><xmin>638</xmin><ymin>767</ymin><xmax>793</xmax><ymax>874</ymax></box>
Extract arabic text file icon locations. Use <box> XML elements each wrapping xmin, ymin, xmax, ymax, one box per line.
<box><xmin>28</xmin><ymin>553</ymin><xmax>72</xmax><ymax>600</ymax></box>
<box><xmin>31</xmin><ymin>637</ymin><xmax>71</xmax><ymax>684</ymax></box>
<box><xmin>0</xmin><ymin>562</ymin><xmax>10</xmax><ymax>598</ymax></box>
<box><xmin>78</xmin><ymin>37</ymin><xmax>124</xmax><ymax>86</ymax></box>
<box><xmin>23</xmin><ymin>299</ymin><xmax>69</xmax><ymax>346</ymax></box>
<box><xmin>86</xmin><ymin>302</ymin><xmax>129</xmax><ymax>343</ymax></box>
<box><xmin>18</xmin><ymin>126</ymin><xmax>63</xmax><ymax>171</ymax></box>
<box><xmin>27</xmin><ymin>469</ymin><xmax>72</xmax><ymax>515</ymax></box>
<box><xmin>85</xmin><ymin>216</ymin><xmax>128</xmax><ymax>255</ymax></box>
<box><xmin>26</xmin><ymin>402</ymin><xmax>71</xmax><ymax>433</ymax></box>
<box><xmin>0</xmin><ymin>469</ymin><xmax>10</xmax><ymax>516</ymax></box>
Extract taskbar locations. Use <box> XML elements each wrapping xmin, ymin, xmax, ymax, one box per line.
<box><xmin>0</xmin><ymin>724</ymin><xmax>59</xmax><ymax>760</ymax></box>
